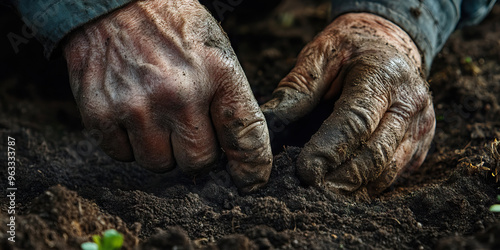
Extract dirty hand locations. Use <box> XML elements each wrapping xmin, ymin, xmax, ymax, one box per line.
<box><xmin>63</xmin><ymin>0</ymin><xmax>272</xmax><ymax>192</ymax></box>
<box><xmin>261</xmin><ymin>13</ymin><xmax>435</xmax><ymax>196</ymax></box>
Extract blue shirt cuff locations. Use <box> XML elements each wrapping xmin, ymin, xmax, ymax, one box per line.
<box><xmin>331</xmin><ymin>0</ymin><xmax>462</xmax><ymax>72</ymax></box>
<box><xmin>15</xmin><ymin>0</ymin><xmax>136</xmax><ymax>58</ymax></box>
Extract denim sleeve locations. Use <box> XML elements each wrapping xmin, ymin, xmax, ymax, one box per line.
<box><xmin>330</xmin><ymin>0</ymin><xmax>497</xmax><ymax>71</ymax></box>
<box><xmin>11</xmin><ymin>0</ymin><xmax>136</xmax><ymax>58</ymax></box>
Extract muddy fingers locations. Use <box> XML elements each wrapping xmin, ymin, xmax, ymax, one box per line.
<box><xmin>264</xmin><ymin>13</ymin><xmax>435</xmax><ymax>195</ymax></box>
<box><xmin>64</xmin><ymin>0</ymin><xmax>272</xmax><ymax>192</ymax></box>
<box><xmin>211</xmin><ymin>64</ymin><xmax>273</xmax><ymax>193</ymax></box>
<box><xmin>261</xmin><ymin>26</ymin><xmax>349</xmax><ymax>125</ymax></box>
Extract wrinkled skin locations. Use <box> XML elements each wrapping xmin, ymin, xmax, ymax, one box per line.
<box><xmin>63</xmin><ymin>0</ymin><xmax>272</xmax><ymax>193</ymax></box>
<box><xmin>262</xmin><ymin>13</ymin><xmax>436</xmax><ymax>197</ymax></box>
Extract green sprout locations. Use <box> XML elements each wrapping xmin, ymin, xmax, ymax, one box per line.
<box><xmin>279</xmin><ymin>12</ymin><xmax>295</xmax><ymax>27</ymax></box>
<box><xmin>463</xmin><ymin>56</ymin><xmax>473</xmax><ymax>64</ymax></box>
<box><xmin>490</xmin><ymin>195</ymin><xmax>500</xmax><ymax>212</ymax></box>
<box><xmin>81</xmin><ymin>229</ymin><xmax>124</xmax><ymax>250</ymax></box>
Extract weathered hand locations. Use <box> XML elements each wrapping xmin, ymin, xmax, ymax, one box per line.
<box><xmin>262</xmin><ymin>13</ymin><xmax>435</xmax><ymax>196</ymax></box>
<box><xmin>63</xmin><ymin>0</ymin><xmax>272</xmax><ymax>192</ymax></box>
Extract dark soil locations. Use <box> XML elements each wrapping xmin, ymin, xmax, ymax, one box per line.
<box><xmin>2</xmin><ymin>1</ymin><xmax>500</xmax><ymax>249</ymax></box>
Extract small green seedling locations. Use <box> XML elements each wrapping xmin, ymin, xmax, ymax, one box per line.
<box><xmin>463</xmin><ymin>56</ymin><xmax>473</xmax><ymax>64</ymax></box>
<box><xmin>489</xmin><ymin>195</ymin><xmax>500</xmax><ymax>212</ymax></box>
<box><xmin>81</xmin><ymin>229</ymin><xmax>124</xmax><ymax>250</ymax></box>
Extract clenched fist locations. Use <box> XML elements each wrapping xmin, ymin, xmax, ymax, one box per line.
<box><xmin>63</xmin><ymin>0</ymin><xmax>272</xmax><ymax>192</ymax></box>
<box><xmin>262</xmin><ymin>13</ymin><xmax>435</xmax><ymax>196</ymax></box>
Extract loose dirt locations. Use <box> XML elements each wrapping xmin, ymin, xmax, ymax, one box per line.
<box><xmin>1</xmin><ymin>1</ymin><xmax>500</xmax><ymax>249</ymax></box>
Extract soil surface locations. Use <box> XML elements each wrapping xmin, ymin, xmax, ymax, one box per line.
<box><xmin>2</xmin><ymin>1</ymin><xmax>500</xmax><ymax>249</ymax></box>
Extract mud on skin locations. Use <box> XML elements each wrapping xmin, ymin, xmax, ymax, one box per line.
<box><xmin>2</xmin><ymin>1</ymin><xmax>500</xmax><ymax>249</ymax></box>
<box><xmin>63</xmin><ymin>0</ymin><xmax>272</xmax><ymax>193</ymax></box>
<box><xmin>261</xmin><ymin>13</ymin><xmax>434</xmax><ymax>197</ymax></box>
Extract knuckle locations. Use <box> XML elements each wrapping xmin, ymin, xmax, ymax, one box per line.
<box><xmin>411</xmin><ymin>105</ymin><xmax>436</xmax><ymax>140</ymax></box>
<box><xmin>155</xmin><ymin>79</ymin><xmax>203</xmax><ymax>112</ymax></box>
<box><xmin>347</xmin><ymin>50</ymin><xmax>414</xmax><ymax>93</ymax></box>
<box><xmin>235</xmin><ymin>118</ymin><xmax>268</xmax><ymax>149</ymax></box>
<box><xmin>280</xmin><ymin>67</ymin><xmax>318</xmax><ymax>95</ymax></box>
<box><xmin>366</xmin><ymin>137</ymin><xmax>395</xmax><ymax>172</ymax></box>
<box><xmin>116</xmin><ymin>97</ymin><xmax>149</xmax><ymax>124</ymax></box>
<box><xmin>80</xmin><ymin>107</ymin><xmax>112</xmax><ymax>129</ymax></box>
<box><xmin>341</xmin><ymin>99</ymin><xmax>379</xmax><ymax>137</ymax></box>
<box><xmin>389</xmin><ymin>102</ymin><xmax>414</xmax><ymax>121</ymax></box>
<box><xmin>392</xmin><ymin>78</ymin><xmax>431</xmax><ymax>119</ymax></box>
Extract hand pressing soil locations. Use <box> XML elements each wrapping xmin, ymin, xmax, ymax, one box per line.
<box><xmin>63</xmin><ymin>0</ymin><xmax>272</xmax><ymax>193</ymax></box>
<box><xmin>262</xmin><ymin>13</ymin><xmax>436</xmax><ymax>197</ymax></box>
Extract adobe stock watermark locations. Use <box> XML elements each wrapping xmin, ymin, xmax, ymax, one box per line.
<box><xmin>6</xmin><ymin>136</ymin><xmax>17</xmax><ymax>243</ymax></box>
<box><xmin>73</xmin><ymin>119</ymin><xmax>117</xmax><ymax>158</ymax></box>
<box><xmin>7</xmin><ymin>2</ymin><xmax>60</xmax><ymax>54</ymax></box>
<box><xmin>265</xmin><ymin>112</ymin><xmax>291</xmax><ymax>144</ymax></box>
<box><xmin>211</xmin><ymin>0</ymin><xmax>245</xmax><ymax>21</ymax></box>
